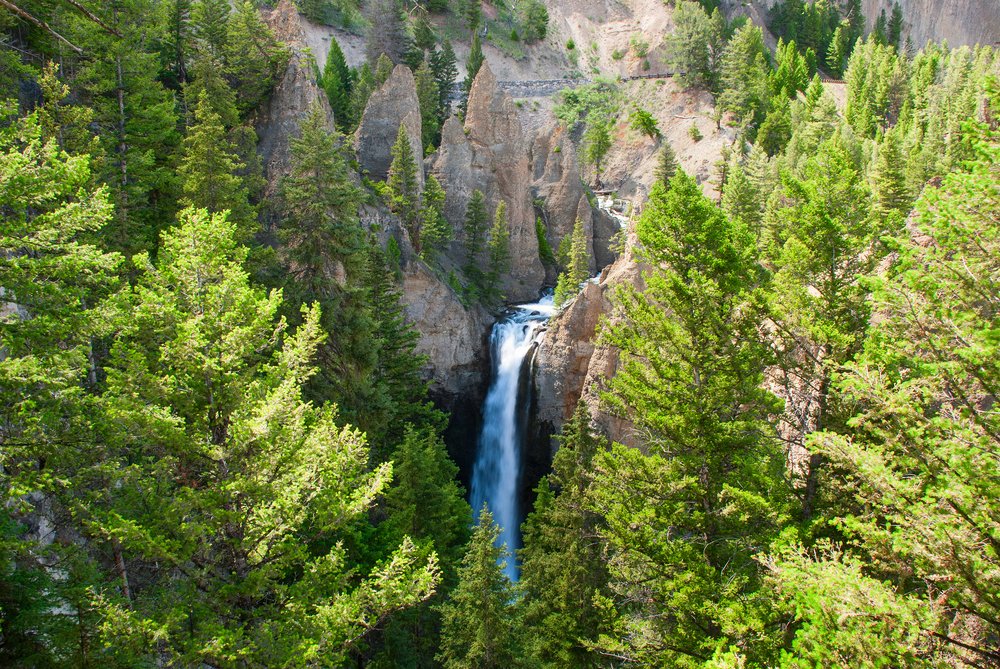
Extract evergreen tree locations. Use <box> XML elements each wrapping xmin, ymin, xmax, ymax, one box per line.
<box><xmin>349</xmin><ymin>63</ymin><xmax>376</xmax><ymax>131</ymax></box>
<box><xmin>430</xmin><ymin>41</ymin><xmax>459</xmax><ymax>125</ymax></box>
<box><xmin>583</xmin><ymin>112</ymin><xmax>613</xmax><ymax>185</ymax></box>
<box><xmin>721</xmin><ymin>153</ymin><xmax>763</xmax><ymax>233</ymax></box>
<box><xmin>415</xmin><ymin>59</ymin><xmax>442</xmax><ymax>149</ymax></box>
<box><xmin>871</xmin><ymin>127</ymin><xmax>912</xmax><ymax>223</ymax></box>
<box><xmin>553</xmin><ymin>218</ymin><xmax>590</xmax><ymax>307</ymax></box>
<box><xmin>421</xmin><ymin>173</ymin><xmax>452</xmax><ymax>260</ymax></box>
<box><xmin>163</xmin><ymin>0</ymin><xmax>194</xmax><ymax>88</ymax></box>
<box><xmin>93</xmin><ymin>207</ymin><xmax>440</xmax><ymax>665</ymax></box>
<box><xmin>483</xmin><ymin>200</ymin><xmax>511</xmax><ymax>308</ymax></box>
<box><xmin>387</xmin><ymin>124</ymin><xmax>423</xmax><ymax>249</ymax></box>
<box><xmin>519</xmin><ymin>404</ymin><xmax>611</xmax><ymax>668</ymax></box>
<box><xmin>322</xmin><ymin>37</ymin><xmax>352</xmax><ymax>130</ymax></box>
<box><xmin>769</xmin><ymin>119</ymin><xmax>1000</xmax><ymax>668</ymax></box>
<box><xmin>185</xmin><ymin>54</ymin><xmax>240</xmax><ymax>128</ymax></box>
<box><xmin>771</xmin><ymin>38</ymin><xmax>811</xmax><ymax>99</ymax></box>
<box><xmin>592</xmin><ymin>171</ymin><xmax>789</xmax><ymax>666</ymax></box>
<box><xmin>462</xmin><ymin>32</ymin><xmax>485</xmax><ymax>114</ymax></box>
<box><xmin>521</xmin><ymin>0</ymin><xmax>549</xmax><ymax>43</ymax></box>
<box><xmin>718</xmin><ymin>23</ymin><xmax>771</xmax><ymax>129</ymax></box>
<box><xmin>462</xmin><ymin>189</ymin><xmax>489</xmax><ymax>298</ymax></box>
<box><xmin>224</xmin><ymin>1</ymin><xmax>289</xmax><ymax>117</ymax></box>
<box><xmin>664</xmin><ymin>1</ymin><xmax>723</xmax><ymax>90</ymax></box>
<box><xmin>373</xmin><ymin>427</ymin><xmax>472</xmax><ymax>667</ymax></box>
<box><xmin>462</xmin><ymin>0</ymin><xmax>482</xmax><ymax>32</ymax></box>
<box><xmin>437</xmin><ymin>510</ymin><xmax>523</xmax><ymax>669</ymax></box>
<box><xmin>826</xmin><ymin>24</ymin><xmax>848</xmax><ymax>77</ymax></box>
<box><xmin>192</xmin><ymin>0</ymin><xmax>229</xmax><ymax>59</ymax></box>
<box><xmin>888</xmin><ymin>2</ymin><xmax>904</xmax><ymax>48</ymax></box>
<box><xmin>655</xmin><ymin>142</ymin><xmax>679</xmax><ymax>186</ymax></box>
<box><xmin>375</xmin><ymin>53</ymin><xmax>395</xmax><ymax>85</ymax></box>
<box><xmin>279</xmin><ymin>104</ymin><xmax>374</xmax><ymax>413</ymax></box>
<box><xmin>177</xmin><ymin>90</ymin><xmax>255</xmax><ymax>238</ymax></box>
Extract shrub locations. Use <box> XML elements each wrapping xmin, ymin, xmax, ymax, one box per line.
<box><xmin>688</xmin><ymin>123</ymin><xmax>703</xmax><ymax>141</ymax></box>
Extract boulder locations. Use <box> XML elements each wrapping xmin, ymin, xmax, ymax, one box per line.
<box><xmin>353</xmin><ymin>64</ymin><xmax>424</xmax><ymax>190</ymax></box>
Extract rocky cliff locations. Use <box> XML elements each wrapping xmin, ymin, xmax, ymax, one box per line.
<box><xmin>862</xmin><ymin>0</ymin><xmax>1000</xmax><ymax>48</ymax></box>
<box><xmin>432</xmin><ymin>62</ymin><xmax>546</xmax><ymax>302</ymax></box>
<box><xmin>354</xmin><ymin>64</ymin><xmax>424</xmax><ymax>189</ymax></box>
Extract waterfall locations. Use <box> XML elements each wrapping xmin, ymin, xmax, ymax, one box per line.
<box><xmin>470</xmin><ymin>295</ymin><xmax>554</xmax><ymax>581</ymax></box>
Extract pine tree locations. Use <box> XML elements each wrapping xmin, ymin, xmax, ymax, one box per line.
<box><xmin>91</xmin><ymin>207</ymin><xmax>439</xmax><ymax>664</ymax></box>
<box><xmin>663</xmin><ymin>1</ymin><xmax>722</xmax><ymax>90</ymax></box>
<box><xmin>322</xmin><ymin>37</ymin><xmax>352</xmax><ymax>130</ymax></box>
<box><xmin>349</xmin><ymin>63</ymin><xmax>376</xmax><ymax>130</ymax></box>
<box><xmin>521</xmin><ymin>0</ymin><xmax>549</xmax><ymax>43</ymax></box>
<box><xmin>192</xmin><ymin>0</ymin><xmax>230</xmax><ymax>59</ymax></box>
<box><xmin>375</xmin><ymin>52</ymin><xmax>395</xmax><ymax>85</ymax></box>
<box><xmin>415</xmin><ymin>59</ymin><xmax>442</xmax><ymax>149</ymax></box>
<box><xmin>224</xmin><ymin>1</ymin><xmax>289</xmax><ymax>117</ymax></box>
<box><xmin>888</xmin><ymin>2</ymin><xmax>904</xmax><ymax>48</ymax></box>
<box><xmin>483</xmin><ymin>200</ymin><xmax>511</xmax><ymax>308</ymax></box>
<box><xmin>583</xmin><ymin>113</ymin><xmax>613</xmax><ymax>185</ymax></box>
<box><xmin>462</xmin><ymin>32</ymin><xmax>485</xmax><ymax>114</ymax></box>
<box><xmin>871</xmin><ymin>127</ymin><xmax>912</xmax><ymax>224</ymax></box>
<box><xmin>437</xmin><ymin>510</ymin><xmax>523</xmax><ymax>669</ymax></box>
<box><xmin>430</xmin><ymin>41</ymin><xmax>459</xmax><ymax>125</ymax></box>
<box><xmin>387</xmin><ymin>124</ymin><xmax>423</xmax><ymax>249</ymax></box>
<box><xmin>185</xmin><ymin>54</ymin><xmax>239</xmax><ymax>129</ymax></box>
<box><xmin>461</xmin><ymin>190</ymin><xmax>489</xmax><ymax>295</ymax></box>
<box><xmin>164</xmin><ymin>0</ymin><xmax>194</xmax><ymax>88</ymax></box>
<box><xmin>592</xmin><ymin>171</ymin><xmax>789</xmax><ymax>666</ymax></box>
<box><xmin>718</xmin><ymin>23</ymin><xmax>771</xmax><ymax>128</ymax></box>
<box><xmin>553</xmin><ymin>218</ymin><xmax>590</xmax><ymax>307</ymax></box>
<box><xmin>721</xmin><ymin>153</ymin><xmax>763</xmax><ymax>233</ymax></box>
<box><xmin>519</xmin><ymin>404</ymin><xmax>611</xmax><ymax>668</ymax></box>
<box><xmin>421</xmin><ymin>173</ymin><xmax>452</xmax><ymax>260</ymax></box>
<box><xmin>178</xmin><ymin>90</ymin><xmax>255</xmax><ymax>239</ymax></box>
<box><xmin>827</xmin><ymin>24</ymin><xmax>848</xmax><ymax>76</ymax></box>
<box><xmin>463</xmin><ymin>0</ymin><xmax>482</xmax><ymax>32</ymax></box>
<box><xmin>655</xmin><ymin>142</ymin><xmax>679</xmax><ymax>186</ymax></box>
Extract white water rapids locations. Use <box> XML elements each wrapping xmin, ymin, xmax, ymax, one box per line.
<box><xmin>470</xmin><ymin>295</ymin><xmax>554</xmax><ymax>581</ymax></box>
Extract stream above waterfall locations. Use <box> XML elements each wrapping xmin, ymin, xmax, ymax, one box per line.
<box><xmin>470</xmin><ymin>295</ymin><xmax>554</xmax><ymax>581</ymax></box>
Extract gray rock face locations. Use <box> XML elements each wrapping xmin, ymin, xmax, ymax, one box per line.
<box><xmin>353</xmin><ymin>64</ymin><xmax>424</xmax><ymax>190</ymax></box>
<box><xmin>256</xmin><ymin>0</ymin><xmax>334</xmax><ymax>202</ymax></box>
<box><xmin>400</xmin><ymin>261</ymin><xmax>493</xmax><ymax>397</ymax></box>
<box><xmin>529</xmin><ymin>122</ymin><xmax>620</xmax><ymax>277</ymax></box>
<box><xmin>534</xmin><ymin>254</ymin><xmax>643</xmax><ymax>448</ymax></box>
<box><xmin>862</xmin><ymin>0</ymin><xmax>1000</xmax><ymax>48</ymax></box>
<box><xmin>432</xmin><ymin>62</ymin><xmax>545</xmax><ymax>302</ymax></box>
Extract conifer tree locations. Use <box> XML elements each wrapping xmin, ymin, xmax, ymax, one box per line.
<box><xmin>178</xmin><ymin>90</ymin><xmax>255</xmax><ymax>238</ymax></box>
<box><xmin>375</xmin><ymin>53</ymin><xmax>395</xmax><ymax>85</ymax></box>
<box><xmin>655</xmin><ymin>142</ymin><xmax>679</xmax><ymax>186</ymax></box>
<box><xmin>718</xmin><ymin>23</ymin><xmax>771</xmax><ymax>129</ymax></box>
<box><xmin>387</xmin><ymin>123</ymin><xmax>423</xmax><ymax>249</ymax></box>
<box><xmin>462</xmin><ymin>189</ymin><xmax>489</xmax><ymax>298</ymax></box>
<box><xmin>871</xmin><ymin>127</ymin><xmax>912</xmax><ymax>224</ymax></box>
<box><xmin>592</xmin><ymin>171</ymin><xmax>789</xmax><ymax>666</ymax></box>
<box><xmin>349</xmin><ymin>63</ymin><xmax>376</xmax><ymax>130</ymax></box>
<box><xmin>192</xmin><ymin>0</ymin><xmax>229</xmax><ymax>58</ymax></box>
<box><xmin>185</xmin><ymin>54</ymin><xmax>239</xmax><ymax>128</ymax></box>
<box><xmin>463</xmin><ymin>0</ymin><xmax>482</xmax><ymax>32</ymax></box>
<box><xmin>888</xmin><ymin>2</ymin><xmax>904</xmax><ymax>48</ymax></box>
<box><xmin>553</xmin><ymin>218</ymin><xmax>590</xmax><ymax>307</ymax></box>
<box><xmin>164</xmin><ymin>0</ymin><xmax>194</xmax><ymax>88</ymax></box>
<box><xmin>430</xmin><ymin>41</ymin><xmax>459</xmax><ymax>124</ymax></box>
<box><xmin>415</xmin><ymin>59</ymin><xmax>442</xmax><ymax>149</ymax></box>
<box><xmin>92</xmin><ymin>207</ymin><xmax>439</xmax><ymax>665</ymax></box>
<box><xmin>826</xmin><ymin>24</ymin><xmax>848</xmax><ymax>76</ymax></box>
<box><xmin>483</xmin><ymin>200</ymin><xmax>511</xmax><ymax>308</ymax></box>
<box><xmin>421</xmin><ymin>173</ymin><xmax>452</xmax><ymax>260</ymax></box>
<box><xmin>224</xmin><ymin>1</ymin><xmax>289</xmax><ymax>116</ymax></box>
<box><xmin>462</xmin><ymin>32</ymin><xmax>485</xmax><ymax>113</ymax></box>
<box><xmin>322</xmin><ymin>37</ymin><xmax>352</xmax><ymax>130</ymax></box>
<box><xmin>519</xmin><ymin>404</ymin><xmax>611</xmax><ymax>668</ymax></box>
<box><xmin>437</xmin><ymin>510</ymin><xmax>523</xmax><ymax>669</ymax></box>
<box><xmin>721</xmin><ymin>153</ymin><xmax>763</xmax><ymax>233</ymax></box>
<box><xmin>583</xmin><ymin>113</ymin><xmax>613</xmax><ymax>185</ymax></box>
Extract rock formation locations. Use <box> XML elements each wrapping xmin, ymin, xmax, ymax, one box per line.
<box><xmin>862</xmin><ymin>0</ymin><xmax>1000</xmax><ymax>49</ymax></box>
<box><xmin>432</xmin><ymin>62</ymin><xmax>546</xmax><ymax>302</ymax></box>
<box><xmin>530</xmin><ymin>121</ymin><xmax>619</xmax><ymax>276</ymax></box>
<box><xmin>256</xmin><ymin>0</ymin><xmax>335</xmax><ymax>205</ymax></box>
<box><xmin>354</xmin><ymin>64</ymin><xmax>424</xmax><ymax>189</ymax></box>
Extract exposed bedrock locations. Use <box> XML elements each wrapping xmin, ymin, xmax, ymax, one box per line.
<box><xmin>354</xmin><ymin>64</ymin><xmax>424</xmax><ymax>189</ymax></box>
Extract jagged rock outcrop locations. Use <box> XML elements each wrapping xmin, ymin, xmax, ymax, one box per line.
<box><xmin>432</xmin><ymin>62</ymin><xmax>545</xmax><ymax>302</ymax></box>
<box><xmin>530</xmin><ymin>122</ymin><xmax>620</xmax><ymax>278</ymax></box>
<box><xmin>534</xmin><ymin>252</ymin><xmax>642</xmax><ymax>448</ymax></box>
<box><xmin>256</xmin><ymin>0</ymin><xmax>334</xmax><ymax>204</ymax></box>
<box><xmin>354</xmin><ymin>65</ymin><xmax>424</xmax><ymax>189</ymax></box>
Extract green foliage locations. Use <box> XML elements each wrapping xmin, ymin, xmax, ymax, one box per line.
<box><xmin>629</xmin><ymin>107</ymin><xmax>661</xmax><ymax>139</ymax></box>
<box><xmin>553</xmin><ymin>80</ymin><xmax>621</xmax><ymax>128</ymax></box>
<box><xmin>387</xmin><ymin>124</ymin><xmax>423</xmax><ymax>248</ymax></box>
<box><xmin>844</xmin><ymin>37</ymin><xmax>905</xmax><ymax>138</ymax></box>
<box><xmin>429</xmin><ymin>41</ymin><xmax>459</xmax><ymax>128</ymax></box>
<box><xmin>519</xmin><ymin>404</ymin><xmax>612</xmax><ymax>668</ymax></box>
<box><xmin>583</xmin><ymin>113</ymin><xmax>613</xmax><ymax>181</ymax></box>
<box><xmin>192</xmin><ymin>0</ymin><xmax>230</xmax><ymax>58</ymax></box>
<box><xmin>462</xmin><ymin>189</ymin><xmax>489</xmax><ymax>299</ymax></box>
<box><xmin>594</xmin><ymin>171</ymin><xmax>789</xmax><ymax>666</ymax></box>
<box><xmin>415</xmin><ymin>59</ymin><xmax>442</xmax><ymax>149</ymax></box>
<box><xmin>664</xmin><ymin>1</ymin><xmax>724</xmax><ymax>90</ymax></box>
<box><xmin>321</xmin><ymin>37</ymin><xmax>353</xmax><ymax>130</ymax></box>
<box><xmin>535</xmin><ymin>215</ymin><xmax>556</xmax><ymax>265</ymax></box>
<box><xmin>520</xmin><ymin>0</ymin><xmax>549</xmax><ymax>43</ymax></box>
<box><xmin>224</xmin><ymin>2</ymin><xmax>290</xmax><ymax>116</ymax></box>
<box><xmin>655</xmin><ymin>142</ymin><xmax>679</xmax><ymax>186</ymax></box>
<box><xmin>437</xmin><ymin>510</ymin><xmax>523</xmax><ymax>669</ymax></box>
<box><xmin>93</xmin><ymin>207</ymin><xmax>440</xmax><ymax>664</ymax></box>
<box><xmin>688</xmin><ymin>122</ymin><xmax>703</xmax><ymax>141</ymax></box>
<box><xmin>462</xmin><ymin>31</ymin><xmax>485</xmax><ymax>113</ymax></box>
<box><xmin>718</xmin><ymin>23</ymin><xmax>771</xmax><ymax>130</ymax></box>
<box><xmin>483</xmin><ymin>200</ymin><xmax>512</xmax><ymax>308</ymax></box>
<box><xmin>420</xmin><ymin>174</ymin><xmax>452</xmax><ymax>261</ymax></box>
<box><xmin>553</xmin><ymin>218</ymin><xmax>590</xmax><ymax>308</ymax></box>
<box><xmin>178</xmin><ymin>90</ymin><xmax>255</xmax><ymax>239</ymax></box>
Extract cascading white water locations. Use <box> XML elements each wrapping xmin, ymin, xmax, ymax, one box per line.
<box><xmin>470</xmin><ymin>295</ymin><xmax>554</xmax><ymax>581</ymax></box>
